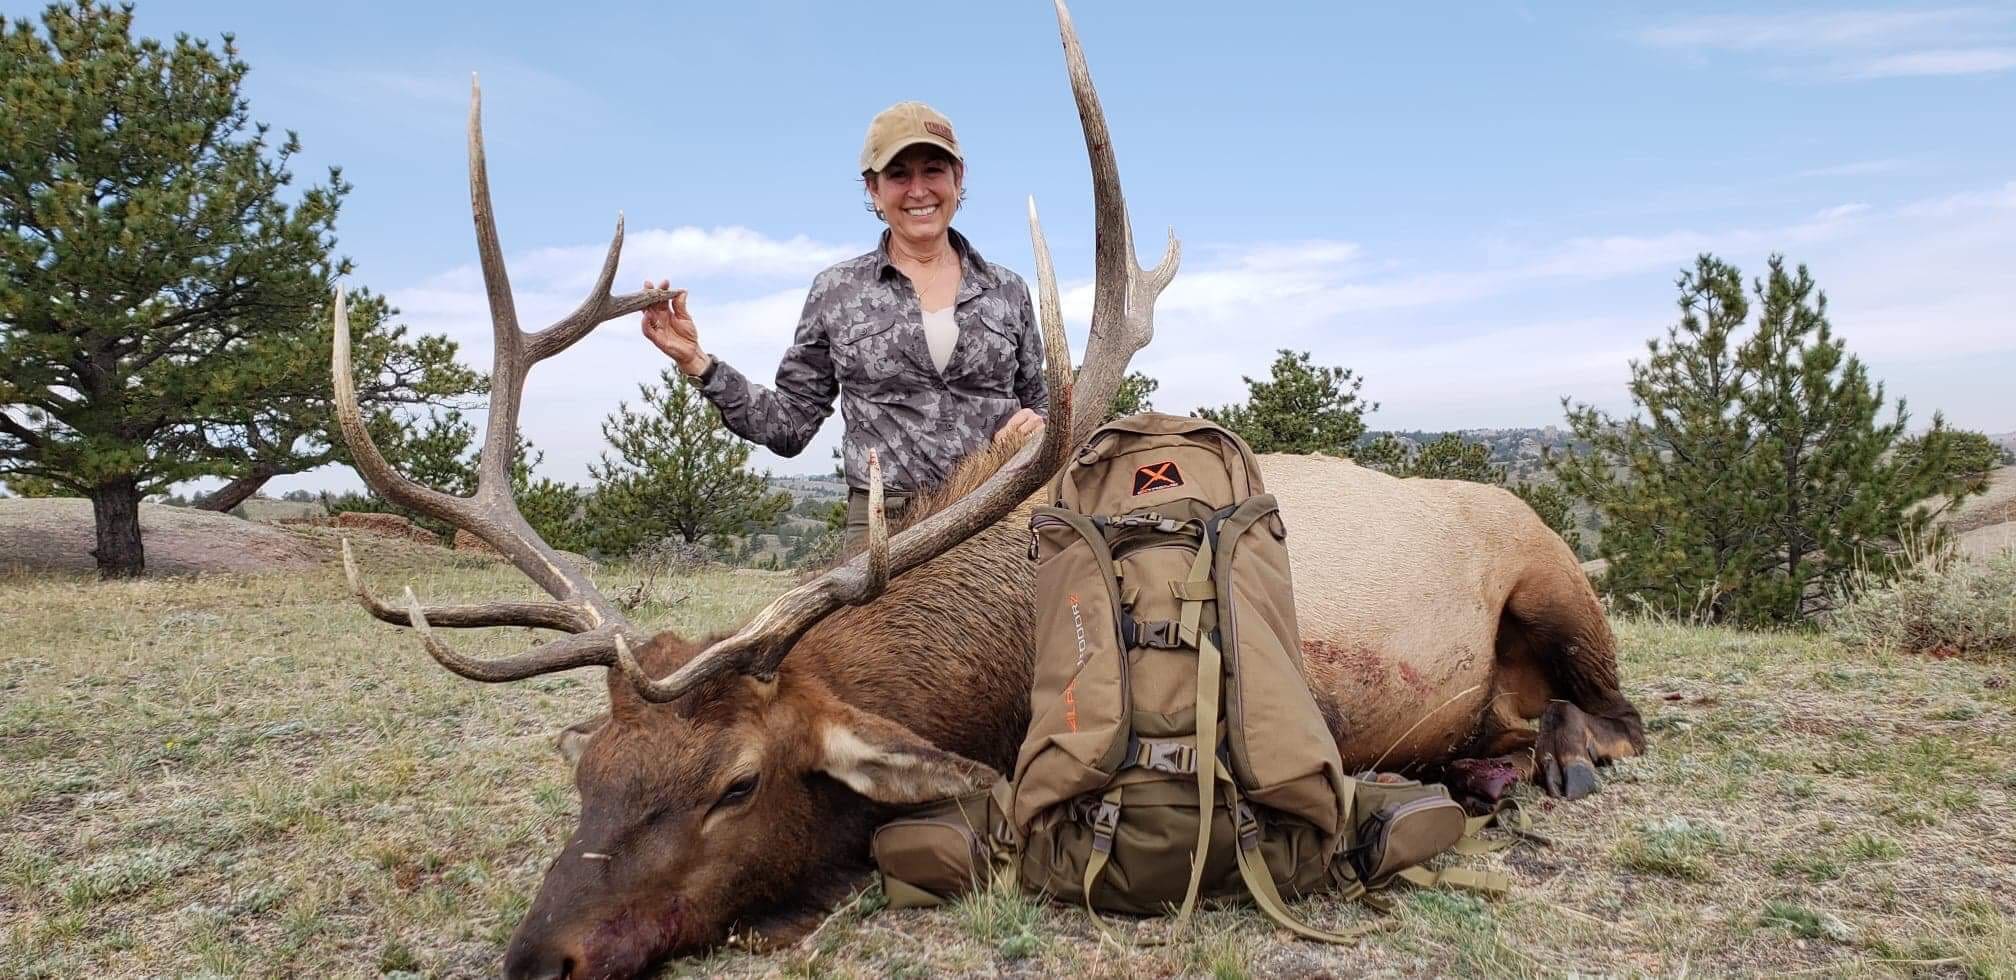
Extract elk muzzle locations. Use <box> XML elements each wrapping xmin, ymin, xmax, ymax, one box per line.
<box><xmin>504</xmin><ymin>894</ymin><xmax>688</xmax><ymax>980</ymax></box>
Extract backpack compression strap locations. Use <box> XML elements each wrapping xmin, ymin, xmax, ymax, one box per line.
<box><xmin>1079</xmin><ymin>532</ymin><xmax>1222</xmax><ymax>945</ymax></box>
<box><xmin>1169</xmin><ymin>535</ymin><xmax>1219</xmax><ymax>937</ymax></box>
<box><xmin>1220</xmin><ymin>760</ymin><xmax>1390</xmax><ymax>944</ymax></box>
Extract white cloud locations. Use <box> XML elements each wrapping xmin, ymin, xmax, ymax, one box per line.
<box><xmin>1797</xmin><ymin>158</ymin><xmax>1912</xmax><ymax>178</ymax></box>
<box><xmin>1636</xmin><ymin>8</ymin><xmax>2016</xmax><ymax>80</ymax></box>
<box><xmin>1853</xmin><ymin>46</ymin><xmax>2016</xmax><ymax>77</ymax></box>
<box><xmin>438</xmin><ymin>225</ymin><xmax>859</xmax><ymax>296</ymax></box>
<box><xmin>1050</xmin><ymin>179</ymin><xmax>2014</xmax><ymax>433</ymax></box>
<box><xmin>1638</xmin><ymin>8</ymin><xmax>2005</xmax><ymax>52</ymax></box>
<box><xmin>1895</xmin><ymin>180</ymin><xmax>2016</xmax><ymax>217</ymax></box>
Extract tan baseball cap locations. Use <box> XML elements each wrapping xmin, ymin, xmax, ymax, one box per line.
<box><xmin>859</xmin><ymin>101</ymin><xmax>962</xmax><ymax>174</ymax></box>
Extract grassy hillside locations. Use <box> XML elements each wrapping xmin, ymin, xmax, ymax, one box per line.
<box><xmin>2</xmin><ymin>534</ymin><xmax>2011</xmax><ymax>977</ymax></box>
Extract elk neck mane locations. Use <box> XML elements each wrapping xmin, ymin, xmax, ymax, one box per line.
<box><xmin>792</xmin><ymin>433</ymin><xmax>1041</xmax><ymax>766</ymax></box>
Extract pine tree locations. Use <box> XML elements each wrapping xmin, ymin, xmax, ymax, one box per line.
<box><xmin>585</xmin><ymin>370</ymin><xmax>790</xmax><ymax>556</ymax></box>
<box><xmin>1733</xmin><ymin>257</ymin><xmax>1955</xmax><ymax>623</ymax></box>
<box><xmin>1105</xmin><ymin>371</ymin><xmax>1159</xmax><ymax>421</ymax></box>
<box><xmin>192</xmin><ymin>289</ymin><xmax>483</xmax><ymax>512</ymax></box>
<box><xmin>1350</xmin><ymin>433</ymin><xmax>1410</xmax><ymax>471</ymax></box>
<box><xmin>1552</xmin><ymin>255</ymin><xmax>1759</xmax><ymax>621</ymax></box>
<box><xmin>1511</xmin><ymin>481</ymin><xmax>1584</xmax><ymax>557</ymax></box>
<box><xmin>1551</xmin><ymin>254</ymin><xmax>1973</xmax><ymax>625</ymax></box>
<box><xmin>509</xmin><ymin>439</ymin><xmax>590</xmax><ymax>556</ymax></box>
<box><xmin>1198</xmin><ymin>350</ymin><xmax>1375</xmax><ymax>455</ymax></box>
<box><xmin>0</xmin><ymin>4</ymin><xmax>469</xmax><ymax>575</ymax></box>
<box><xmin>1894</xmin><ymin>424</ymin><xmax>2001</xmax><ymax>493</ymax></box>
<box><xmin>1402</xmin><ymin>433</ymin><xmax>1499</xmax><ymax>483</ymax></box>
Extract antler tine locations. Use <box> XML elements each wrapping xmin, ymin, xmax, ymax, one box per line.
<box><xmin>845</xmin><ymin>450</ymin><xmax>891</xmax><ymax>604</ymax></box>
<box><xmin>1027</xmin><ymin>196</ymin><xmax>1068</xmax><ymax>421</ymax></box>
<box><xmin>528</xmin><ymin>214</ymin><xmax>672</xmax><ymax>364</ymax></box>
<box><xmin>332</xmin><ymin>286</ymin><xmax>467</xmax><ymax>524</ymax></box>
<box><xmin>404</xmin><ymin>588</ymin><xmax>628</xmax><ymax>683</ymax></box>
<box><xmin>341</xmin><ymin>539</ymin><xmax>591</xmax><ymax>632</ymax></box>
<box><xmin>619</xmin><ymin>10</ymin><xmax>1126</xmax><ymax>705</ymax></box>
<box><xmin>1053</xmin><ymin>0</ymin><xmax>1181</xmax><ymax>447</ymax></box>
<box><xmin>466</xmin><ymin>77</ymin><xmax>670</xmax><ymax>501</ymax></box>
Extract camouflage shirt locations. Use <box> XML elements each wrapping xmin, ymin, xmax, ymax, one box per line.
<box><xmin>694</xmin><ymin>228</ymin><xmax>1047</xmax><ymax>493</ymax></box>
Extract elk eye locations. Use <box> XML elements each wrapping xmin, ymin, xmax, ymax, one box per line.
<box><xmin>716</xmin><ymin>774</ymin><xmax>759</xmax><ymax>809</ymax></box>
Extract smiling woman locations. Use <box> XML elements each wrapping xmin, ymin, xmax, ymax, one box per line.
<box><xmin>639</xmin><ymin>101</ymin><xmax>1049</xmax><ymax>549</ymax></box>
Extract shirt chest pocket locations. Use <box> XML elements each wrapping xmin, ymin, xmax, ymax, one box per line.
<box><xmin>833</xmin><ymin>315</ymin><xmax>909</xmax><ymax>387</ymax></box>
<box><xmin>947</xmin><ymin>312</ymin><xmax>1018</xmax><ymax>395</ymax></box>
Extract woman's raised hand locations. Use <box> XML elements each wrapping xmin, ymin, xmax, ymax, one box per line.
<box><xmin>640</xmin><ymin>279</ymin><xmax>709</xmax><ymax>377</ymax></box>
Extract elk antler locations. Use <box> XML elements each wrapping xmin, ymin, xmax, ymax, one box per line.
<box><xmin>616</xmin><ymin>0</ymin><xmax>1179</xmax><ymax>703</ymax></box>
<box><xmin>334</xmin><ymin>75</ymin><xmax>674</xmax><ymax>678</ymax></box>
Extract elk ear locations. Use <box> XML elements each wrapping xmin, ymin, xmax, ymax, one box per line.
<box><xmin>552</xmin><ymin>713</ymin><xmax>608</xmax><ymax>767</ymax></box>
<box><xmin>813</xmin><ymin>701</ymin><xmax>1000</xmax><ymax>805</ymax></box>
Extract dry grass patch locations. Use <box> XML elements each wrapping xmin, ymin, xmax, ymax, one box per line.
<box><xmin>3</xmin><ymin>537</ymin><xmax>2013</xmax><ymax>977</ymax></box>
<box><xmin>1832</xmin><ymin>548</ymin><xmax>2016</xmax><ymax>657</ymax></box>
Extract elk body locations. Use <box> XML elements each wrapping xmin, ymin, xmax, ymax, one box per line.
<box><xmin>332</xmin><ymin>5</ymin><xmax>1641</xmax><ymax>978</ymax></box>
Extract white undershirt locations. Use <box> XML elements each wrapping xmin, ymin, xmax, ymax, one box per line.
<box><xmin>921</xmin><ymin>307</ymin><xmax>958</xmax><ymax>373</ymax></box>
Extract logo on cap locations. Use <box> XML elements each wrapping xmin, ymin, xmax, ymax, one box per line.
<box><xmin>923</xmin><ymin>121</ymin><xmax>957</xmax><ymax>145</ymax></box>
<box><xmin>1132</xmin><ymin>461</ymin><xmax>1184</xmax><ymax>495</ymax></box>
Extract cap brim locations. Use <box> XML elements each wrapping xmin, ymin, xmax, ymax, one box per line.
<box><xmin>864</xmin><ymin>136</ymin><xmax>962</xmax><ymax>173</ymax></box>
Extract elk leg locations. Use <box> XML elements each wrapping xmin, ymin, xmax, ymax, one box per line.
<box><xmin>1501</xmin><ymin>557</ymin><xmax>1648</xmax><ymax>777</ymax></box>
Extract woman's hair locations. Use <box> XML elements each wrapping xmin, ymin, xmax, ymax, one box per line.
<box><xmin>861</xmin><ymin>150</ymin><xmax>967</xmax><ymax>220</ymax></box>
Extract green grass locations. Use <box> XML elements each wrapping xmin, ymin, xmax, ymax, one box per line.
<box><xmin>1614</xmin><ymin>816</ymin><xmax>1724</xmax><ymax>881</ymax></box>
<box><xmin>2</xmin><ymin>531</ymin><xmax>2013</xmax><ymax>977</ymax></box>
<box><xmin>951</xmin><ymin>877</ymin><xmax>1047</xmax><ymax>961</ymax></box>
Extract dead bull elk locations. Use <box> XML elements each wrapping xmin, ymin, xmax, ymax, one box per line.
<box><xmin>332</xmin><ymin>4</ymin><xmax>1642</xmax><ymax>976</ymax></box>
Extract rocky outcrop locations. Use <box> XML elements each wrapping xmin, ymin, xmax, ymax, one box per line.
<box><xmin>0</xmin><ymin>499</ymin><xmax>323</xmax><ymax>576</ymax></box>
<box><xmin>453</xmin><ymin>528</ymin><xmax>502</xmax><ymax>555</ymax></box>
<box><xmin>334</xmin><ymin>511</ymin><xmax>440</xmax><ymax>545</ymax></box>
<box><xmin>234</xmin><ymin>498</ymin><xmax>328</xmax><ymax>523</ymax></box>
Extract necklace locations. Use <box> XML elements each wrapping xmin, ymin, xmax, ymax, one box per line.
<box><xmin>904</xmin><ymin>249</ymin><xmax>955</xmax><ymax>304</ymax></box>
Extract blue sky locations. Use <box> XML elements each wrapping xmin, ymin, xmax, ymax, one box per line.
<box><xmin>127</xmin><ymin>2</ymin><xmax>2015</xmax><ymax>491</ymax></box>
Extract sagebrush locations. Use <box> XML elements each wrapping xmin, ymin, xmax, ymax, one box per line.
<box><xmin>1831</xmin><ymin>549</ymin><xmax>2016</xmax><ymax>656</ymax></box>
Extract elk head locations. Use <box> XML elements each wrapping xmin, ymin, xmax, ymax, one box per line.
<box><xmin>332</xmin><ymin>3</ymin><xmax>1176</xmax><ymax>976</ymax></box>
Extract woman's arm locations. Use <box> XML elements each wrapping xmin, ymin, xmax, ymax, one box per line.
<box><xmin>645</xmin><ymin>278</ymin><xmax>840</xmax><ymax>458</ymax></box>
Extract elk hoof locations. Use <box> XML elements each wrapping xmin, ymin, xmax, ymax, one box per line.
<box><xmin>1543</xmin><ymin>757</ymin><xmax>1600</xmax><ymax>800</ymax></box>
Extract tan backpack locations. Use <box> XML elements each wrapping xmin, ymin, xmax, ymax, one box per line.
<box><xmin>1010</xmin><ymin>413</ymin><xmax>1356</xmax><ymax>940</ymax></box>
<box><xmin>868</xmin><ymin>414</ymin><xmax>1519</xmax><ymax>929</ymax></box>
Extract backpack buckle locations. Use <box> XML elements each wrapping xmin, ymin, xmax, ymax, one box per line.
<box><xmin>1134</xmin><ymin>739</ymin><xmax>1197</xmax><ymax>774</ymax></box>
<box><xmin>1105</xmin><ymin>512</ymin><xmax>1191</xmax><ymax>534</ymax></box>
<box><xmin>1131</xmin><ymin>618</ymin><xmax>1185</xmax><ymax>649</ymax></box>
<box><xmin>1235</xmin><ymin>801</ymin><xmax>1262</xmax><ymax>852</ymax></box>
<box><xmin>1089</xmin><ymin>799</ymin><xmax>1122</xmax><ymax>854</ymax></box>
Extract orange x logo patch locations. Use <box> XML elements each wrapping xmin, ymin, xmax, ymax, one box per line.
<box><xmin>1132</xmin><ymin>460</ymin><xmax>1184</xmax><ymax>495</ymax></box>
